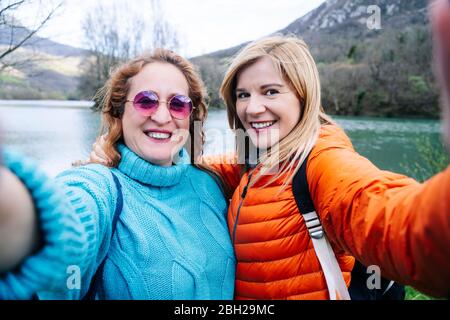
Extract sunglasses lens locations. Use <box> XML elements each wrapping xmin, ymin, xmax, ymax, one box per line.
<box><xmin>133</xmin><ymin>91</ymin><xmax>158</xmax><ymax>115</ymax></box>
<box><xmin>169</xmin><ymin>95</ymin><xmax>193</xmax><ymax>119</ymax></box>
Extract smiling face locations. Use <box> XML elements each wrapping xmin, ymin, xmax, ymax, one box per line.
<box><xmin>235</xmin><ymin>56</ymin><xmax>302</xmax><ymax>149</ymax></box>
<box><xmin>122</xmin><ymin>62</ymin><xmax>191</xmax><ymax>166</ymax></box>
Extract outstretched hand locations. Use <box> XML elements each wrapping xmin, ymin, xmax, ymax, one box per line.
<box><xmin>0</xmin><ymin>166</ymin><xmax>39</xmax><ymax>273</ymax></box>
<box><xmin>431</xmin><ymin>0</ymin><xmax>450</xmax><ymax>152</ymax></box>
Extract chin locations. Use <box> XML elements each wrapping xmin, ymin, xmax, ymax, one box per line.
<box><xmin>252</xmin><ymin>136</ymin><xmax>280</xmax><ymax>150</ymax></box>
<box><xmin>256</xmin><ymin>141</ymin><xmax>276</xmax><ymax>150</ymax></box>
<box><xmin>246</xmin><ymin>128</ymin><xmax>281</xmax><ymax>150</ymax></box>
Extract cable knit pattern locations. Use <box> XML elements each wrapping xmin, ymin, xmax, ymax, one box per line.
<box><xmin>1</xmin><ymin>145</ymin><xmax>235</xmax><ymax>299</ymax></box>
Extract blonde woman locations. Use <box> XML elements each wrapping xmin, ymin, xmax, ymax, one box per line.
<box><xmin>205</xmin><ymin>33</ymin><xmax>450</xmax><ymax>299</ymax></box>
<box><xmin>89</xmin><ymin>2</ymin><xmax>450</xmax><ymax>300</ymax></box>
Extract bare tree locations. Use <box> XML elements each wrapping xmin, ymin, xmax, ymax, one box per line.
<box><xmin>0</xmin><ymin>0</ymin><xmax>62</xmax><ymax>71</ymax></box>
<box><xmin>151</xmin><ymin>0</ymin><xmax>180</xmax><ymax>51</ymax></box>
<box><xmin>363</xmin><ymin>26</ymin><xmax>438</xmax><ymax>117</ymax></box>
<box><xmin>194</xmin><ymin>56</ymin><xmax>227</xmax><ymax>107</ymax></box>
<box><xmin>78</xmin><ymin>0</ymin><xmax>181</xmax><ymax>104</ymax></box>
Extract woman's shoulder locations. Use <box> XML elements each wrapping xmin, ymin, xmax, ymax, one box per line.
<box><xmin>56</xmin><ymin>163</ymin><xmax>118</xmax><ymax>194</ymax></box>
<box><xmin>308</xmin><ymin>124</ymin><xmax>355</xmax><ymax>162</ymax></box>
<box><xmin>317</xmin><ymin>124</ymin><xmax>353</xmax><ymax>149</ymax></box>
<box><xmin>187</xmin><ymin>164</ymin><xmax>220</xmax><ymax>185</ymax></box>
<box><xmin>58</xmin><ymin>163</ymin><xmax>113</xmax><ymax>179</ymax></box>
<box><xmin>186</xmin><ymin>165</ymin><xmax>227</xmax><ymax>200</ymax></box>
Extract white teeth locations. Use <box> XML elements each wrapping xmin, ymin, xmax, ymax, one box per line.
<box><xmin>147</xmin><ymin>132</ymin><xmax>171</xmax><ymax>139</ymax></box>
<box><xmin>251</xmin><ymin>121</ymin><xmax>275</xmax><ymax>129</ymax></box>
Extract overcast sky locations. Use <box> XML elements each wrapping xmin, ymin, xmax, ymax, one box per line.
<box><xmin>15</xmin><ymin>0</ymin><xmax>326</xmax><ymax>57</ymax></box>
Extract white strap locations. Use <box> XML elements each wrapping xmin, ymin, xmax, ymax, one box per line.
<box><xmin>303</xmin><ymin>211</ymin><xmax>351</xmax><ymax>300</ymax></box>
<box><xmin>382</xmin><ymin>280</ymin><xmax>395</xmax><ymax>296</ymax></box>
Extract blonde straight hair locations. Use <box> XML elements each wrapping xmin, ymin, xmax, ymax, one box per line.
<box><xmin>220</xmin><ymin>35</ymin><xmax>335</xmax><ymax>189</ymax></box>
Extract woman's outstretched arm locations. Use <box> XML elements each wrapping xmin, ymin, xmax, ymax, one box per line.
<box><xmin>306</xmin><ymin>1</ymin><xmax>450</xmax><ymax>298</ymax></box>
<box><xmin>308</xmin><ymin>125</ymin><xmax>450</xmax><ymax>298</ymax></box>
<box><xmin>0</xmin><ymin>166</ymin><xmax>39</xmax><ymax>273</ymax></box>
<box><xmin>0</xmin><ymin>148</ymin><xmax>118</xmax><ymax>299</ymax></box>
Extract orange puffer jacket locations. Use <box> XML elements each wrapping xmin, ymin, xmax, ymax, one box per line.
<box><xmin>205</xmin><ymin>124</ymin><xmax>450</xmax><ymax>299</ymax></box>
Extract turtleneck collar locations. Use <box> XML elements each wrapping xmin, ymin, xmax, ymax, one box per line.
<box><xmin>117</xmin><ymin>144</ymin><xmax>190</xmax><ymax>187</ymax></box>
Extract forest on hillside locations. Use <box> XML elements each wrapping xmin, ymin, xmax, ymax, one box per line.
<box><xmin>194</xmin><ymin>25</ymin><xmax>439</xmax><ymax>118</ymax></box>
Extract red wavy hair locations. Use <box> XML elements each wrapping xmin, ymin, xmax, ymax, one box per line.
<box><xmin>94</xmin><ymin>48</ymin><xmax>208</xmax><ymax>167</ymax></box>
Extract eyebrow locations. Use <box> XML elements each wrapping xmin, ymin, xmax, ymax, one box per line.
<box><xmin>138</xmin><ymin>90</ymin><xmax>186</xmax><ymax>98</ymax></box>
<box><xmin>235</xmin><ymin>83</ymin><xmax>284</xmax><ymax>92</ymax></box>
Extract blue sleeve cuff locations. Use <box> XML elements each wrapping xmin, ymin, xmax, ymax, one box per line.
<box><xmin>0</xmin><ymin>149</ymin><xmax>89</xmax><ymax>299</ymax></box>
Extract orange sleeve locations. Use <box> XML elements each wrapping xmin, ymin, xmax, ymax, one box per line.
<box><xmin>307</xmin><ymin>125</ymin><xmax>450</xmax><ymax>297</ymax></box>
<box><xmin>201</xmin><ymin>153</ymin><xmax>242</xmax><ymax>194</ymax></box>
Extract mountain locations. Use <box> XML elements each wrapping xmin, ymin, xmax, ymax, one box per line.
<box><xmin>0</xmin><ymin>23</ymin><xmax>87</xmax><ymax>99</ymax></box>
<box><xmin>0</xmin><ymin>24</ymin><xmax>86</xmax><ymax>57</ymax></box>
<box><xmin>278</xmin><ymin>0</ymin><xmax>429</xmax><ymax>63</ymax></box>
<box><xmin>193</xmin><ymin>0</ymin><xmax>438</xmax><ymax>117</ymax></box>
<box><xmin>283</xmin><ymin>0</ymin><xmax>427</xmax><ymax>34</ymax></box>
<box><xmin>201</xmin><ymin>0</ymin><xmax>428</xmax><ymax>60</ymax></box>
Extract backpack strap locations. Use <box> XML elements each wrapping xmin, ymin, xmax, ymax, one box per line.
<box><xmin>292</xmin><ymin>154</ymin><xmax>351</xmax><ymax>300</ymax></box>
<box><xmin>82</xmin><ymin>170</ymin><xmax>123</xmax><ymax>300</ymax></box>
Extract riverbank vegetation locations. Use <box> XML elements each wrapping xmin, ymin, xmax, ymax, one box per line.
<box><xmin>401</xmin><ymin>134</ymin><xmax>449</xmax><ymax>300</ymax></box>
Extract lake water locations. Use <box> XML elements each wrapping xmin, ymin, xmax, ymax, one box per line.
<box><xmin>0</xmin><ymin>101</ymin><xmax>443</xmax><ymax>180</ymax></box>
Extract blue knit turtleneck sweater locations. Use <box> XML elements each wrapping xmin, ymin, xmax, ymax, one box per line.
<box><xmin>0</xmin><ymin>145</ymin><xmax>235</xmax><ymax>299</ymax></box>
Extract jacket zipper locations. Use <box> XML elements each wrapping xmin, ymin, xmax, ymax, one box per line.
<box><xmin>231</xmin><ymin>171</ymin><xmax>254</xmax><ymax>245</ymax></box>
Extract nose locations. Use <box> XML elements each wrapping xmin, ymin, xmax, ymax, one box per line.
<box><xmin>245</xmin><ymin>95</ymin><xmax>266</xmax><ymax>116</ymax></box>
<box><xmin>150</xmin><ymin>101</ymin><xmax>172</xmax><ymax>124</ymax></box>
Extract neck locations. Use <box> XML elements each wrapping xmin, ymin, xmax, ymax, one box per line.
<box><xmin>117</xmin><ymin>144</ymin><xmax>190</xmax><ymax>187</ymax></box>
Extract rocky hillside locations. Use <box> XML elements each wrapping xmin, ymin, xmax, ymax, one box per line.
<box><xmin>203</xmin><ymin>0</ymin><xmax>428</xmax><ymax>60</ymax></box>
<box><xmin>284</xmin><ymin>0</ymin><xmax>427</xmax><ymax>34</ymax></box>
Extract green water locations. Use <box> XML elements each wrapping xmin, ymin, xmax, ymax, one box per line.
<box><xmin>334</xmin><ymin>115</ymin><xmax>444</xmax><ymax>177</ymax></box>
